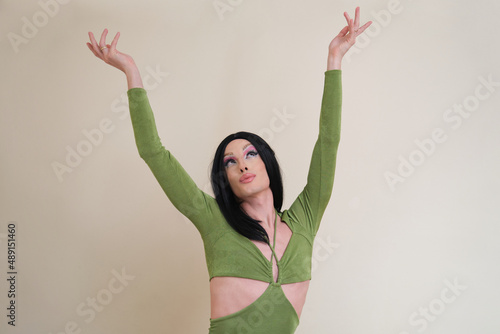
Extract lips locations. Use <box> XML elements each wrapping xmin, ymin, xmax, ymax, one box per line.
<box><xmin>239</xmin><ymin>173</ymin><xmax>256</xmax><ymax>183</ymax></box>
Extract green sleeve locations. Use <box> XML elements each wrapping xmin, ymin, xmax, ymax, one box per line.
<box><xmin>287</xmin><ymin>69</ymin><xmax>342</xmax><ymax>236</ymax></box>
<box><xmin>127</xmin><ymin>88</ymin><xmax>217</xmax><ymax>235</ymax></box>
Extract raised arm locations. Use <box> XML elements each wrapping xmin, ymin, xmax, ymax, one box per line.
<box><xmin>288</xmin><ymin>7</ymin><xmax>371</xmax><ymax>235</ymax></box>
<box><xmin>86</xmin><ymin>29</ymin><xmax>217</xmax><ymax>235</ymax></box>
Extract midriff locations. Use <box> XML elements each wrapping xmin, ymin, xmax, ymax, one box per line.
<box><xmin>210</xmin><ymin>277</ymin><xmax>310</xmax><ymax>319</ymax></box>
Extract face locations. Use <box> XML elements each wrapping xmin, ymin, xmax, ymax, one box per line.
<box><xmin>223</xmin><ymin>139</ymin><xmax>270</xmax><ymax>201</ymax></box>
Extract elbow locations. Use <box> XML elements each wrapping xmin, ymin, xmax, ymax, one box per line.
<box><xmin>137</xmin><ymin>145</ymin><xmax>168</xmax><ymax>163</ymax></box>
<box><xmin>327</xmin><ymin>133</ymin><xmax>341</xmax><ymax>148</ymax></box>
<box><xmin>333</xmin><ymin>134</ymin><xmax>341</xmax><ymax>146</ymax></box>
<box><xmin>136</xmin><ymin>145</ymin><xmax>155</xmax><ymax>162</ymax></box>
<box><xmin>138</xmin><ymin>151</ymin><xmax>150</xmax><ymax>162</ymax></box>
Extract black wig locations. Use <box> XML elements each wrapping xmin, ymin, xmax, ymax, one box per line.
<box><xmin>210</xmin><ymin>131</ymin><xmax>283</xmax><ymax>243</ymax></box>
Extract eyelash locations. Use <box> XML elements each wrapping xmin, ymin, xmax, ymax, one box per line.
<box><xmin>224</xmin><ymin>159</ymin><xmax>235</xmax><ymax>168</ymax></box>
<box><xmin>224</xmin><ymin>150</ymin><xmax>259</xmax><ymax>168</ymax></box>
<box><xmin>246</xmin><ymin>150</ymin><xmax>258</xmax><ymax>158</ymax></box>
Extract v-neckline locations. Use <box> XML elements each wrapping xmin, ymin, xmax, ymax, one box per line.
<box><xmin>248</xmin><ymin>210</ymin><xmax>294</xmax><ymax>265</ymax></box>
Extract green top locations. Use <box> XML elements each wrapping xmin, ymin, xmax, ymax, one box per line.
<box><xmin>127</xmin><ymin>70</ymin><xmax>342</xmax><ymax>284</ymax></box>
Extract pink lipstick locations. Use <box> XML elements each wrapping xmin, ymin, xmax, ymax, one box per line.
<box><xmin>239</xmin><ymin>173</ymin><xmax>256</xmax><ymax>183</ymax></box>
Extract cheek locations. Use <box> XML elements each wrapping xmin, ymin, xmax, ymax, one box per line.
<box><xmin>255</xmin><ymin>160</ymin><xmax>269</xmax><ymax>183</ymax></box>
<box><xmin>225</xmin><ymin>168</ymin><xmax>239</xmax><ymax>187</ymax></box>
<box><xmin>226</xmin><ymin>169</ymin><xmax>245</xmax><ymax>198</ymax></box>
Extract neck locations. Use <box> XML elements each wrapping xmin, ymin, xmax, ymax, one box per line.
<box><xmin>239</xmin><ymin>188</ymin><xmax>276</xmax><ymax>230</ymax></box>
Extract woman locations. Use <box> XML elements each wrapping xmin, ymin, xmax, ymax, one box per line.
<box><xmin>86</xmin><ymin>7</ymin><xmax>371</xmax><ymax>333</ymax></box>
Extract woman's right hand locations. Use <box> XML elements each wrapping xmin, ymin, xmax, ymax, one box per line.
<box><xmin>86</xmin><ymin>29</ymin><xmax>136</xmax><ymax>74</ymax></box>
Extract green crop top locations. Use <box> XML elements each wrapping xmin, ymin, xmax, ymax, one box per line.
<box><xmin>127</xmin><ymin>70</ymin><xmax>342</xmax><ymax>284</ymax></box>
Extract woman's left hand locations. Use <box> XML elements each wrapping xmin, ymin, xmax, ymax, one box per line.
<box><xmin>328</xmin><ymin>7</ymin><xmax>372</xmax><ymax>68</ymax></box>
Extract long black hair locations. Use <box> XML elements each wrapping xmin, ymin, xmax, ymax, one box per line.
<box><xmin>210</xmin><ymin>131</ymin><xmax>283</xmax><ymax>243</ymax></box>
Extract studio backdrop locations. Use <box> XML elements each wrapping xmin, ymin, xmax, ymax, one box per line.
<box><xmin>0</xmin><ymin>0</ymin><xmax>499</xmax><ymax>333</ymax></box>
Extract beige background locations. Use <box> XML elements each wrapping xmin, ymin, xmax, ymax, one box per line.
<box><xmin>1</xmin><ymin>0</ymin><xmax>499</xmax><ymax>333</ymax></box>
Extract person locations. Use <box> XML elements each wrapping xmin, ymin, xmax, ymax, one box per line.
<box><xmin>86</xmin><ymin>7</ymin><xmax>371</xmax><ymax>333</ymax></box>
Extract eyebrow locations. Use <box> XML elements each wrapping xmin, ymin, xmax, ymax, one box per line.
<box><xmin>224</xmin><ymin>143</ymin><xmax>254</xmax><ymax>157</ymax></box>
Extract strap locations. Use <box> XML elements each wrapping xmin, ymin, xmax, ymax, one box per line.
<box><xmin>268</xmin><ymin>210</ymin><xmax>280</xmax><ymax>276</ymax></box>
<box><xmin>272</xmin><ymin>209</ymin><xmax>278</xmax><ymax>249</ymax></box>
<box><xmin>269</xmin><ymin>210</ymin><xmax>281</xmax><ymax>283</ymax></box>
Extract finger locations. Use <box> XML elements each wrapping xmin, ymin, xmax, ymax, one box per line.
<box><xmin>337</xmin><ymin>25</ymin><xmax>349</xmax><ymax>37</ymax></box>
<box><xmin>88</xmin><ymin>31</ymin><xmax>100</xmax><ymax>52</ymax></box>
<box><xmin>86</xmin><ymin>42</ymin><xmax>103</xmax><ymax>60</ymax></box>
<box><xmin>109</xmin><ymin>32</ymin><xmax>120</xmax><ymax>52</ymax></box>
<box><xmin>88</xmin><ymin>31</ymin><xmax>96</xmax><ymax>43</ymax></box>
<box><xmin>88</xmin><ymin>31</ymin><xmax>96</xmax><ymax>45</ymax></box>
<box><xmin>356</xmin><ymin>21</ymin><xmax>372</xmax><ymax>35</ymax></box>
<box><xmin>86</xmin><ymin>42</ymin><xmax>98</xmax><ymax>57</ymax></box>
<box><xmin>354</xmin><ymin>7</ymin><xmax>360</xmax><ymax>28</ymax></box>
<box><xmin>99</xmin><ymin>28</ymin><xmax>108</xmax><ymax>48</ymax></box>
<box><xmin>344</xmin><ymin>11</ymin><xmax>351</xmax><ymax>25</ymax></box>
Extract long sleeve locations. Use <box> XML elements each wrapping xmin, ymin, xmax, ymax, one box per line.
<box><xmin>127</xmin><ymin>88</ymin><xmax>218</xmax><ymax>236</ymax></box>
<box><xmin>287</xmin><ymin>69</ymin><xmax>342</xmax><ymax>236</ymax></box>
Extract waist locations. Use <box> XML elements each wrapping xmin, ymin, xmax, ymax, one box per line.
<box><xmin>208</xmin><ymin>281</ymin><xmax>300</xmax><ymax>334</ymax></box>
<box><xmin>210</xmin><ymin>276</ymin><xmax>309</xmax><ymax>320</ymax></box>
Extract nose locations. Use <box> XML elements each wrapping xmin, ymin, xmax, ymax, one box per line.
<box><xmin>240</xmin><ymin>166</ymin><xmax>248</xmax><ymax>173</ymax></box>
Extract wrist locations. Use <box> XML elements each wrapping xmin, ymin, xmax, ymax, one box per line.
<box><xmin>327</xmin><ymin>55</ymin><xmax>342</xmax><ymax>70</ymax></box>
<box><xmin>124</xmin><ymin>64</ymin><xmax>144</xmax><ymax>90</ymax></box>
<box><xmin>123</xmin><ymin>60</ymin><xmax>138</xmax><ymax>76</ymax></box>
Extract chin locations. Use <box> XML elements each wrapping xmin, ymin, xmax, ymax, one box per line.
<box><xmin>238</xmin><ymin>186</ymin><xmax>271</xmax><ymax>200</ymax></box>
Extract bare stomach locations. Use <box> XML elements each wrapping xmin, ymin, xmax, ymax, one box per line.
<box><xmin>210</xmin><ymin>276</ymin><xmax>310</xmax><ymax>320</ymax></box>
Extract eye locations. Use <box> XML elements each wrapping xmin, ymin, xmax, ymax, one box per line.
<box><xmin>246</xmin><ymin>150</ymin><xmax>258</xmax><ymax>158</ymax></box>
<box><xmin>224</xmin><ymin>158</ymin><xmax>236</xmax><ymax>168</ymax></box>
